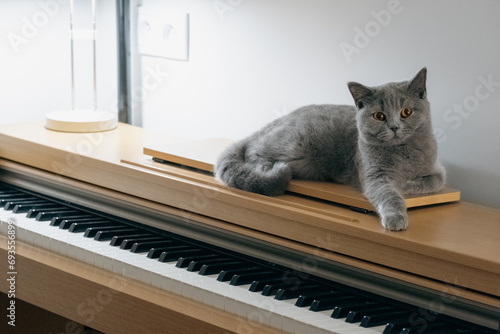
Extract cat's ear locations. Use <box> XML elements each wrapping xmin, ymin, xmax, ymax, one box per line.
<box><xmin>348</xmin><ymin>82</ymin><xmax>373</xmax><ymax>110</ymax></box>
<box><xmin>408</xmin><ymin>67</ymin><xmax>427</xmax><ymax>99</ymax></box>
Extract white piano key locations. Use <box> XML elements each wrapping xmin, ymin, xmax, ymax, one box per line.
<box><xmin>192</xmin><ymin>274</ymin><xmax>219</xmax><ymax>304</ymax></box>
<box><xmin>111</xmin><ymin>250</ymin><xmax>147</xmax><ymax>274</ymax></box>
<box><xmin>306</xmin><ymin>316</ymin><xmax>352</xmax><ymax>334</ymax></box>
<box><xmin>319</xmin><ymin>321</ymin><xmax>384</xmax><ymax>334</ymax></box>
<box><xmin>120</xmin><ymin>257</ymin><xmax>155</xmax><ymax>283</ymax></box>
<box><xmin>224</xmin><ymin>284</ymin><xmax>258</xmax><ymax>316</ymax></box>
<box><xmin>366</xmin><ymin>326</ymin><xmax>385</xmax><ymax>334</ymax></box>
<box><xmin>266</xmin><ymin>299</ymin><xmax>303</xmax><ymax>331</ymax></box>
<box><xmin>293</xmin><ymin>311</ymin><xmax>332</xmax><ymax>334</ymax></box>
<box><xmin>83</xmin><ymin>240</ymin><xmax>113</xmax><ymax>265</ymax></box>
<box><xmin>0</xmin><ymin>217</ymin><xmax>8</xmax><ymax>234</ymax></box>
<box><xmin>152</xmin><ymin>264</ymin><xmax>187</xmax><ymax>291</ymax></box>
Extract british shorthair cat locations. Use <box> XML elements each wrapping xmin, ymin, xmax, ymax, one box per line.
<box><xmin>214</xmin><ymin>68</ymin><xmax>445</xmax><ymax>230</ymax></box>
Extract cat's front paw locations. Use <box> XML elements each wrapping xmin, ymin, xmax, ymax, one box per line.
<box><xmin>382</xmin><ymin>214</ymin><xmax>408</xmax><ymax>231</ymax></box>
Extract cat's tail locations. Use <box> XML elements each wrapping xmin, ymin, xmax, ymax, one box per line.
<box><xmin>214</xmin><ymin>141</ymin><xmax>292</xmax><ymax>196</ymax></box>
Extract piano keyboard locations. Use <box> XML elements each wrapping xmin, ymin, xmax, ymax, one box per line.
<box><xmin>0</xmin><ymin>183</ymin><xmax>493</xmax><ymax>334</ymax></box>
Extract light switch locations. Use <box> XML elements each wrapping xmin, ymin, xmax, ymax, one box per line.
<box><xmin>137</xmin><ymin>6</ymin><xmax>189</xmax><ymax>61</ymax></box>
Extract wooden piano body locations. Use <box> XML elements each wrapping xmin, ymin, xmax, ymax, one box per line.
<box><xmin>0</xmin><ymin>122</ymin><xmax>499</xmax><ymax>333</ymax></box>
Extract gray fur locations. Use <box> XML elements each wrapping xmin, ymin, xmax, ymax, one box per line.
<box><xmin>214</xmin><ymin>68</ymin><xmax>445</xmax><ymax>230</ymax></box>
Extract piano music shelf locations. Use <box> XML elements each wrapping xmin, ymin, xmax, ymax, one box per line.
<box><xmin>0</xmin><ymin>122</ymin><xmax>499</xmax><ymax>329</ymax></box>
<box><xmin>143</xmin><ymin>139</ymin><xmax>461</xmax><ymax>212</ymax></box>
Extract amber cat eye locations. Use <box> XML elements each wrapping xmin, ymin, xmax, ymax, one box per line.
<box><xmin>373</xmin><ymin>111</ymin><xmax>386</xmax><ymax>121</ymax></box>
<box><xmin>401</xmin><ymin>107</ymin><xmax>413</xmax><ymax>118</ymax></box>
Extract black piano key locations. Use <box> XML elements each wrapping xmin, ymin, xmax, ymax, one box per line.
<box><xmin>57</xmin><ymin>216</ymin><xmax>108</xmax><ymax>226</ymax></box>
<box><xmin>36</xmin><ymin>210</ymin><xmax>82</xmax><ymax>221</ymax></box>
<box><xmin>147</xmin><ymin>245</ymin><xmax>192</xmax><ymax>259</ymax></box>
<box><xmin>230</xmin><ymin>271</ymin><xmax>281</xmax><ymax>286</ymax></box>
<box><xmin>262</xmin><ymin>279</ymin><xmax>317</xmax><ymax>298</ymax></box>
<box><xmin>110</xmin><ymin>233</ymin><xmax>157</xmax><ymax>246</ymax></box>
<box><xmin>176</xmin><ymin>254</ymin><xmax>224</xmax><ymax>268</ymax></box>
<box><xmin>29</xmin><ymin>208</ymin><xmax>81</xmax><ymax>220</ymax></box>
<box><xmin>187</xmin><ymin>258</ymin><xmax>240</xmax><ymax>273</ymax></box>
<box><xmin>61</xmin><ymin>219</ymin><xmax>111</xmax><ymax>230</ymax></box>
<box><xmin>330</xmin><ymin>298</ymin><xmax>374</xmax><ymax>318</ymax></box>
<box><xmin>249</xmin><ymin>277</ymin><xmax>288</xmax><ymax>293</ymax></box>
<box><xmin>360</xmin><ymin>310</ymin><xmax>410</xmax><ymax>327</ymax></box>
<box><xmin>120</xmin><ymin>236</ymin><xmax>167</xmax><ymax>250</ymax></box>
<box><xmin>399</xmin><ymin>322</ymin><xmax>459</xmax><ymax>334</ymax></box>
<box><xmin>0</xmin><ymin>196</ymin><xmax>34</xmax><ymax>207</ymax></box>
<box><xmin>0</xmin><ymin>190</ymin><xmax>21</xmax><ymax>196</ymax></box>
<box><xmin>295</xmin><ymin>286</ymin><xmax>344</xmax><ymax>307</ymax></box>
<box><xmin>309</xmin><ymin>292</ymin><xmax>358</xmax><ymax>312</ymax></box>
<box><xmin>0</xmin><ymin>194</ymin><xmax>24</xmax><ymax>201</ymax></box>
<box><xmin>158</xmin><ymin>249</ymin><xmax>207</xmax><ymax>263</ymax></box>
<box><xmin>50</xmin><ymin>215</ymin><xmax>97</xmax><ymax>226</ymax></box>
<box><xmin>199</xmin><ymin>261</ymin><xmax>249</xmax><ymax>276</ymax></box>
<box><xmin>67</xmin><ymin>221</ymin><xmax>122</xmax><ymax>232</ymax></box>
<box><xmin>275</xmin><ymin>284</ymin><xmax>326</xmax><ymax>300</ymax></box>
<box><xmin>384</xmin><ymin>320</ymin><xmax>412</xmax><ymax>334</ymax></box>
<box><xmin>345</xmin><ymin>305</ymin><xmax>396</xmax><ymax>323</ymax></box>
<box><xmin>130</xmin><ymin>239</ymin><xmax>183</xmax><ymax>253</ymax></box>
<box><xmin>84</xmin><ymin>226</ymin><xmax>132</xmax><ymax>238</ymax></box>
<box><xmin>94</xmin><ymin>229</ymin><xmax>141</xmax><ymax>241</ymax></box>
<box><xmin>4</xmin><ymin>199</ymin><xmax>45</xmax><ymax>210</ymax></box>
<box><xmin>383</xmin><ymin>317</ymin><xmax>457</xmax><ymax>334</ymax></box>
<box><xmin>12</xmin><ymin>201</ymin><xmax>56</xmax><ymax>213</ymax></box>
<box><xmin>294</xmin><ymin>289</ymin><xmax>344</xmax><ymax>308</ymax></box>
<box><xmin>262</xmin><ymin>281</ymin><xmax>312</xmax><ymax>297</ymax></box>
<box><xmin>259</xmin><ymin>278</ymin><xmax>304</xmax><ymax>295</ymax></box>
<box><xmin>0</xmin><ymin>194</ymin><xmax>23</xmax><ymax>199</ymax></box>
<box><xmin>217</xmin><ymin>267</ymin><xmax>264</xmax><ymax>282</ymax></box>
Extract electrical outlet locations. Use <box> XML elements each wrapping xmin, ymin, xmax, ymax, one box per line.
<box><xmin>137</xmin><ymin>6</ymin><xmax>189</xmax><ymax>61</ymax></box>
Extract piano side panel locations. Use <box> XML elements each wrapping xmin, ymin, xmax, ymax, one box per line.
<box><xmin>0</xmin><ymin>236</ymin><xmax>281</xmax><ymax>334</ymax></box>
<box><xmin>0</xmin><ymin>292</ymin><xmax>103</xmax><ymax>334</ymax></box>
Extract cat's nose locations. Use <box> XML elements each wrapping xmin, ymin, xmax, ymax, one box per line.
<box><xmin>390</xmin><ymin>126</ymin><xmax>399</xmax><ymax>133</ymax></box>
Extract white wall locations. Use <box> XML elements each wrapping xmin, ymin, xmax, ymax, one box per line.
<box><xmin>1</xmin><ymin>1</ymin><xmax>499</xmax><ymax>210</ymax></box>
<box><xmin>0</xmin><ymin>0</ymin><xmax>117</xmax><ymax>124</ymax></box>
<box><xmin>135</xmin><ymin>0</ymin><xmax>500</xmax><ymax>209</ymax></box>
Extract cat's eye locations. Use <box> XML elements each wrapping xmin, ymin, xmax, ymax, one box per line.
<box><xmin>373</xmin><ymin>112</ymin><xmax>386</xmax><ymax>121</ymax></box>
<box><xmin>401</xmin><ymin>107</ymin><xmax>413</xmax><ymax>118</ymax></box>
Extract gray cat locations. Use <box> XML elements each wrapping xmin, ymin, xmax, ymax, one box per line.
<box><xmin>214</xmin><ymin>68</ymin><xmax>445</xmax><ymax>230</ymax></box>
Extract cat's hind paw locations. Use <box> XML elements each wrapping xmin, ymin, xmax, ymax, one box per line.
<box><xmin>382</xmin><ymin>214</ymin><xmax>408</xmax><ymax>231</ymax></box>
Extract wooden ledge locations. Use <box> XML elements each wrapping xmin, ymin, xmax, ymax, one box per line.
<box><xmin>144</xmin><ymin>140</ymin><xmax>460</xmax><ymax>211</ymax></box>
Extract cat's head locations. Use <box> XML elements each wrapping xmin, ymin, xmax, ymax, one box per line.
<box><xmin>347</xmin><ymin>67</ymin><xmax>431</xmax><ymax>146</ymax></box>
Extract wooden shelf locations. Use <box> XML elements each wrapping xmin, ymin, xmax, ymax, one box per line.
<box><xmin>144</xmin><ymin>140</ymin><xmax>460</xmax><ymax>211</ymax></box>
